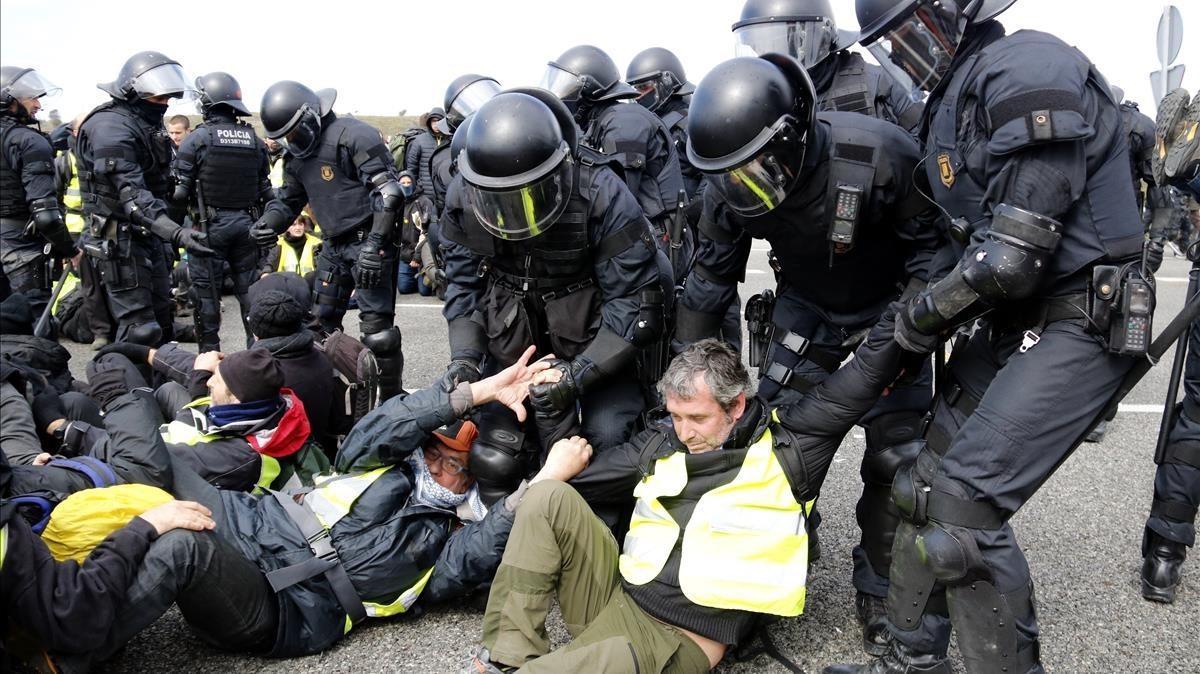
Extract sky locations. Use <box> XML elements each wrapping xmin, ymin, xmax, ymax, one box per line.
<box><xmin>1</xmin><ymin>0</ymin><xmax>1195</xmax><ymax>122</ymax></box>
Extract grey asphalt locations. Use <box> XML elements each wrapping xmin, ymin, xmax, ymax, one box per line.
<box><xmin>64</xmin><ymin>249</ymin><xmax>1199</xmax><ymax>673</ymax></box>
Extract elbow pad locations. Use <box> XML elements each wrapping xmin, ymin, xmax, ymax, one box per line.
<box><xmin>371</xmin><ymin>173</ymin><xmax>405</xmax><ymax>212</ymax></box>
<box><xmin>911</xmin><ymin>204</ymin><xmax>1062</xmax><ymax>333</ymax></box>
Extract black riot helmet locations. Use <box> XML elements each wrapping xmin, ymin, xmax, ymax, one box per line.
<box><xmin>98</xmin><ymin>51</ymin><xmax>193</xmax><ymax>102</ymax></box>
<box><xmin>194</xmin><ymin>72</ymin><xmax>251</xmax><ymax>117</ymax></box>
<box><xmin>856</xmin><ymin>0</ymin><xmax>1018</xmax><ymax>91</ymax></box>
<box><xmin>687</xmin><ymin>55</ymin><xmax>816</xmax><ymax>217</ymax></box>
<box><xmin>259</xmin><ymin>81</ymin><xmax>337</xmax><ymax>159</ymax></box>
<box><xmin>539</xmin><ymin>45</ymin><xmax>638</xmax><ymax>111</ymax></box>
<box><xmin>458</xmin><ymin>91</ymin><xmax>576</xmax><ymax>240</ymax></box>
<box><xmin>448</xmin><ymin>112</ymin><xmax>474</xmax><ymax>174</ymax></box>
<box><xmin>1</xmin><ymin>66</ymin><xmax>60</xmax><ymax>108</ymax></box>
<box><xmin>732</xmin><ymin>0</ymin><xmax>859</xmax><ymax>69</ymax></box>
<box><xmin>625</xmin><ymin>48</ymin><xmax>695</xmax><ymax>113</ymax></box>
<box><xmin>442</xmin><ymin>74</ymin><xmax>502</xmax><ymax>132</ymax></box>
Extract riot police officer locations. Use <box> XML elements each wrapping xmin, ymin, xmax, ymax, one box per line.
<box><xmin>76</xmin><ymin>51</ymin><xmax>212</xmax><ymax>346</ymax></box>
<box><xmin>439</xmin><ymin>88</ymin><xmax>665</xmax><ymax>497</ymax></box>
<box><xmin>829</xmin><ymin>1</ymin><xmax>1148</xmax><ymax>672</ymax></box>
<box><xmin>250</xmin><ymin>81</ymin><xmax>405</xmax><ymax>400</ymax></box>
<box><xmin>430</xmin><ymin>74</ymin><xmax>502</xmax><ymax>212</ymax></box>
<box><xmin>539</xmin><ymin>46</ymin><xmax>685</xmax><ymax>266</ymax></box>
<box><xmin>171</xmin><ymin>72</ymin><xmax>272</xmax><ymax>352</ymax></box>
<box><xmin>734</xmin><ymin>0</ymin><xmax>923</xmax><ymax>132</ymax></box>
<box><xmin>677</xmin><ymin>54</ymin><xmax>942</xmax><ymax>656</ymax></box>
<box><xmin>625</xmin><ymin>48</ymin><xmax>701</xmax><ymax>199</ymax></box>
<box><xmin>0</xmin><ymin>65</ymin><xmax>76</xmax><ymax>319</ymax></box>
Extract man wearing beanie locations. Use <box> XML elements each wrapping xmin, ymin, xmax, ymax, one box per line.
<box><xmin>246</xmin><ymin>273</ymin><xmax>336</xmax><ymax>455</ymax></box>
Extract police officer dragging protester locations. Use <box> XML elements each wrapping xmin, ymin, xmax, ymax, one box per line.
<box><xmin>828</xmin><ymin>1</ymin><xmax>1151</xmax><ymax>672</ymax></box>
<box><xmin>171</xmin><ymin>72</ymin><xmax>272</xmax><ymax>353</ymax></box>
<box><xmin>76</xmin><ymin>51</ymin><xmax>212</xmax><ymax>346</ymax></box>
<box><xmin>0</xmin><ymin>65</ymin><xmax>77</xmax><ymax>318</ymax></box>
<box><xmin>733</xmin><ymin>0</ymin><xmax>924</xmax><ymax>133</ymax></box>
<box><xmin>539</xmin><ymin>46</ymin><xmax>685</xmax><ymax>277</ymax></box>
<box><xmin>439</xmin><ymin>88</ymin><xmax>667</xmax><ymax>504</ymax></box>
<box><xmin>251</xmin><ymin>81</ymin><xmax>406</xmax><ymax>400</ymax></box>
<box><xmin>677</xmin><ymin>54</ymin><xmax>942</xmax><ymax>656</ymax></box>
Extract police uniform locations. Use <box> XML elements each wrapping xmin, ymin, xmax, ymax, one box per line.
<box><xmin>676</xmin><ymin>110</ymin><xmax>942</xmax><ymax>615</ymax></box>
<box><xmin>440</xmin><ymin>150</ymin><xmax>663</xmax><ymax>453</ymax></box>
<box><xmin>0</xmin><ymin>111</ymin><xmax>75</xmax><ymax>317</ymax></box>
<box><xmin>261</xmin><ymin>113</ymin><xmax>404</xmax><ymax>396</ymax></box>
<box><xmin>655</xmin><ymin>96</ymin><xmax>702</xmax><ymax>200</ymax></box>
<box><xmin>172</xmin><ymin>113</ymin><xmax>272</xmax><ymax>351</ymax></box>
<box><xmin>874</xmin><ymin>23</ymin><xmax>1145</xmax><ymax>670</ymax></box>
<box><xmin>811</xmin><ymin>50</ymin><xmax>924</xmax><ymax>133</ymax></box>
<box><xmin>75</xmin><ymin>100</ymin><xmax>177</xmax><ymax>345</ymax></box>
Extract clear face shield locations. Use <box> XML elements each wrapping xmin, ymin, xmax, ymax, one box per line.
<box><xmin>6</xmin><ymin>70</ymin><xmax>61</xmax><ymax>101</ymax></box>
<box><xmin>132</xmin><ymin>63</ymin><xmax>196</xmax><ymax>101</ymax></box>
<box><xmin>279</xmin><ymin>106</ymin><xmax>322</xmax><ymax>159</ymax></box>
<box><xmin>865</xmin><ymin>43</ymin><xmax>924</xmax><ymax>103</ymax></box>
<box><xmin>630</xmin><ymin>74</ymin><xmax>673</xmax><ymax>112</ymax></box>
<box><xmin>449</xmin><ymin>79</ymin><xmax>502</xmax><ymax>126</ymax></box>
<box><xmin>538</xmin><ymin>65</ymin><xmax>584</xmax><ymax>104</ymax></box>
<box><xmin>733</xmin><ymin>19</ymin><xmax>835</xmax><ymax>69</ymax></box>
<box><xmin>706</xmin><ymin>118</ymin><xmax>807</xmax><ymax>217</ymax></box>
<box><xmin>880</xmin><ymin>6</ymin><xmax>959</xmax><ymax>91</ymax></box>
<box><xmin>466</xmin><ymin>153</ymin><xmax>575</xmax><ymax>241</ymax></box>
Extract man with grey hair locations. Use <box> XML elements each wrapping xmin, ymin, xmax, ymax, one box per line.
<box><xmin>467</xmin><ymin>307</ymin><xmax>917</xmax><ymax>673</ymax></box>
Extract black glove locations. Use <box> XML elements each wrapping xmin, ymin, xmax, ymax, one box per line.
<box><xmin>87</xmin><ymin>368</ymin><xmax>131</xmax><ymax>411</ymax></box>
<box><xmin>529</xmin><ymin>360</ymin><xmax>579</xmax><ymax>414</ymax></box>
<box><xmin>97</xmin><ymin>341</ymin><xmax>152</xmax><ymax>365</ymax></box>
<box><xmin>251</xmin><ymin>215</ymin><xmax>281</xmax><ymax>247</ymax></box>
<box><xmin>173</xmin><ymin>227</ymin><xmax>213</xmax><ymax>256</ymax></box>
<box><xmin>356</xmin><ymin>234</ymin><xmax>386</xmax><ymax>289</ymax></box>
<box><xmin>31</xmin><ymin>390</ymin><xmax>67</xmax><ymax>435</ymax></box>
<box><xmin>444</xmin><ymin>359</ymin><xmax>482</xmax><ymax>390</ymax></box>
<box><xmin>1145</xmin><ymin>239</ymin><xmax>1165</xmax><ymax>274</ymax></box>
<box><xmin>894</xmin><ymin>301</ymin><xmax>940</xmax><ymax>355</ymax></box>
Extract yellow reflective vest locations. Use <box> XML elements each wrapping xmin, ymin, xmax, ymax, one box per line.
<box><xmin>619</xmin><ymin>418</ymin><xmax>814</xmax><ymax>617</ymax></box>
<box><xmin>62</xmin><ymin>151</ymin><xmax>85</xmax><ymax>234</ymax></box>
<box><xmin>276</xmin><ymin>233</ymin><xmax>321</xmax><ymax>276</ymax></box>
<box><xmin>159</xmin><ymin>397</ymin><xmax>283</xmax><ymax>493</ymax></box>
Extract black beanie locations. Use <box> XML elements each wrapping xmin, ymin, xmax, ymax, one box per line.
<box><xmin>218</xmin><ymin>349</ymin><xmax>284</xmax><ymax>403</ymax></box>
<box><xmin>247</xmin><ymin>290</ymin><xmax>305</xmax><ymax>339</ymax></box>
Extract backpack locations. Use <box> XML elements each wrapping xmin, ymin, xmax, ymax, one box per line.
<box><xmin>315</xmin><ymin>330</ymin><xmax>380</xmax><ymax>434</ymax></box>
<box><xmin>390</xmin><ymin>128</ymin><xmax>423</xmax><ymax>171</ymax></box>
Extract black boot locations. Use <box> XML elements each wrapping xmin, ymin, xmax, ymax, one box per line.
<box><xmin>855</xmin><ymin>592</ymin><xmax>890</xmax><ymax>656</ymax></box>
<box><xmin>1142</xmin><ymin>530</ymin><xmax>1188</xmax><ymax>604</ymax></box>
<box><xmin>822</xmin><ymin>635</ymin><xmax>950</xmax><ymax>674</ymax></box>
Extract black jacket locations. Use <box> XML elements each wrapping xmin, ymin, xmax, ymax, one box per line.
<box><xmin>252</xmin><ymin>331</ymin><xmax>336</xmax><ymax>451</ymax></box>
<box><xmin>404</xmin><ymin>130</ymin><xmax>445</xmax><ymax>199</ymax></box>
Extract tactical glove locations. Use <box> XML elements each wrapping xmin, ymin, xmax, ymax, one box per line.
<box><xmin>356</xmin><ymin>234</ymin><xmax>386</xmax><ymax>289</ymax></box>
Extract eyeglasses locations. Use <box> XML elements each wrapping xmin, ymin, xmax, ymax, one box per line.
<box><xmin>423</xmin><ymin>446</ymin><xmax>469</xmax><ymax>475</ymax></box>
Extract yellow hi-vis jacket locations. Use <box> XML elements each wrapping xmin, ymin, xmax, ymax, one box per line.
<box><xmin>276</xmin><ymin>232</ymin><xmax>321</xmax><ymax>276</ymax></box>
<box><xmin>62</xmin><ymin>152</ymin><xmax>85</xmax><ymax>234</ymax></box>
<box><xmin>618</xmin><ymin>419</ymin><xmax>814</xmax><ymax>617</ymax></box>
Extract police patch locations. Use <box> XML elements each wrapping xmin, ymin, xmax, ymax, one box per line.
<box><xmin>937</xmin><ymin>153</ymin><xmax>955</xmax><ymax>188</ymax></box>
<box><xmin>321</xmin><ymin>165</ymin><xmax>334</xmax><ymax>182</ymax></box>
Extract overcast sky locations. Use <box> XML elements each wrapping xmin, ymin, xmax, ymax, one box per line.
<box><xmin>1</xmin><ymin>0</ymin><xmax>1194</xmax><ymax>122</ymax></box>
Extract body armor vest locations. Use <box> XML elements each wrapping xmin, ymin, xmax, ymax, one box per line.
<box><xmin>0</xmin><ymin>118</ymin><xmax>31</xmax><ymax>218</ymax></box>
<box><xmin>291</xmin><ymin>117</ymin><xmax>373</xmax><ymax>238</ymax></box>
<box><xmin>197</xmin><ymin>122</ymin><xmax>262</xmax><ymax>209</ymax></box>
<box><xmin>817</xmin><ymin>52</ymin><xmax>879</xmax><ymax>118</ymax></box>
<box><xmin>75</xmin><ymin>101</ymin><xmax>174</xmax><ymax>221</ymax></box>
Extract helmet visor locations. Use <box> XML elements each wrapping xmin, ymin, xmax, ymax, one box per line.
<box><xmin>538</xmin><ymin>65</ymin><xmax>583</xmax><ymax>103</ymax></box>
<box><xmin>466</xmin><ymin>156</ymin><xmax>574</xmax><ymax>240</ymax></box>
<box><xmin>881</xmin><ymin>7</ymin><xmax>958</xmax><ymax>91</ymax></box>
<box><xmin>279</xmin><ymin>108</ymin><xmax>322</xmax><ymax>159</ymax></box>
<box><xmin>865</xmin><ymin>43</ymin><xmax>923</xmax><ymax>103</ymax></box>
<box><xmin>631</xmin><ymin>76</ymin><xmax>671</xmax><ymax>112</ymax></box>
<box><xmin>450</xmin><ymin>79</ymin><xmax>502</xmax><ymax>125</ymax></box>
<box><xmin>7</xmin><ymin>70</ymin><xmax>61</xmax><ymax>100</ymax></box>
<box><xmin>132</xmin><ymin>63</ymin><xmax>196</xmax><ymax>100</ymax></box>
<box><xmin>733</xmin><ymin>20</ymin><xmax>834</xmax><ymax>69</ymax></box>
<box><xmin>705</xmin><ymin>121</ymin><xmax>806</xmax><ymax>216</ymax></box>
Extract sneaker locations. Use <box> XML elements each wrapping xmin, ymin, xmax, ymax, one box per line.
<box><xmin>463</xmin><ymin>647</ymin><xmax>515</xmax><ymax>674</ymax></box>
<box><xmin>1164</xmin><ymin>92</ymin><xmax>1200</xmax><ymax>183</ymax></box>
<box><xmin>1154</xmin><ymin>88</ymin><xmax>1191</xmax><ymax>186</ymax></box>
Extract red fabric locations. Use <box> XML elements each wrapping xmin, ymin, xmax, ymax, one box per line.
<box><xmin>247</xmin><ymin>389</ymin><xmax>311</xmax><ymax>458</ymax></box>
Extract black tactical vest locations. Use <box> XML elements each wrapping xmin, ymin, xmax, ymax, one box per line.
<box><xmin>76</xmin><ymin>101</ymin><xmax>174</xmax><ymax>221</ymax></box>
<box><xmin>0</xmin><ymin>118</ymin><xmax>28</xmax><ymax>218</ymax></box>
<box><xmin>291</xmin><ymin>117</ymin><xmax>373</xmax><ymax>238</ymax></box>
<box><xmin>197</xmin><ymin>122</ymin><xmax>261</xmax><ymax>208</ymax></box>
<box><xmin>818</xmin><ymin>52</ymin><xmax>880</xmax><ymax>118</ymax></box>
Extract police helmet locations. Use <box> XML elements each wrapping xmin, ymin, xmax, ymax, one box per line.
<box><xmin>458</xmin><ymin>92</ymin><xmax>576</xmax><ymax>240</ymax></box>
<box><xmin>539</xmin><ymin>45</ymin><xmax>638</xmax><ymax>110</ymax></box>
<box><xmin>443</xmin><ymin>74</ymin><xmax>502</xmax><ymax>132</ymax></box>
<box><xmin>98</xmin><ymin>51</ymin><xmax>193</xmax><ymax>102</ymax></box>
<box><xmin>195</xmin><ymin>72</ymin><xmax>251</xmax><ymax>117</ymax></box>
<box><xmin>625</xmin><ymin>48</ymin><xmax>695</xmax><ymax>113</ymax></box>
<box><xmin>733</xmin><ymin>0</ymin><xmax>858</xmax><ymax>69</ymax></box>
<box><xmin>687</xmin><ymin>55</ymin><xmax>816</xmax><ymax>216</ymax></box>
<box><xmin>0</xmin><ymin>66</ymin><xmax>61</xmax><ymax>109</ymax></box>
<box><xmin>855</xmin><ymin>0</ymin><xmax>1018</xmax><ymax>91</ymax></box>
<box><xmin>259</xmin><ymin>81</ymin><xmax>336</xmax><ymax>159</ymax></box>
<box><xmin>449</xmin><ymin>112</ymin><xmax>473</xmax><ymax>174</ymax></box>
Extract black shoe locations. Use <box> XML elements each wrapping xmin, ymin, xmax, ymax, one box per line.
<box><xmin>822</xmin><ymin>635</ymin><xmax>950</xmax><ymax>674</ymax></box>
<box><xmin>855</xmin><ymin>592</ymin><xmax>890</xmax><ymax>657</ymax></box>
<box><xmin>1142</xmin><ymin>532</ymin><xmax>1187</xmax><ymax>604</ymax></box>
<box><xmin>808</xmin><ymin>528</ymin><xmax>822</xmax><ymax>563</ymax></box>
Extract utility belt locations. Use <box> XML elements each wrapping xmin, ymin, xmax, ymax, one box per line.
<box><xmin>745</xmin><ymin>291</ymin><xmax>850</xmax><ymax>394</ymax></box>
<box><xmin>81</xmin><ymin>216</ymin><xmax>146</xmax><ymax>291</ymax></box>
<box><xmin>325</xmin><ymin>221</ymin><xmax>372</xmax><ymax>247</ymax></box>
<box><xmin>195</xmin><ymin>204</ymin><xmax>261</xmax><ymax>224</ymax></box>
<box><xmin>487</xmin><ymin>267</ymin><xmax>595</xmax><ymax>303</ymax></box>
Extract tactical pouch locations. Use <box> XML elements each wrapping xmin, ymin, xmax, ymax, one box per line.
<box><xmin>1089</xmin><ymin>263</ymin><xmax>1156</xmax><ymax>356</ymax></box>
<box><xmin>83</xmin><ymin>236</ymin><xmax>138</xmax><ymax>292</ymax></box>
<box><xmin>1088</xmin><ymin>265</ymin><xmax>1120</xmax><ymax>334</ymax></box>
<box><xmin>484</xmin><ymin>282</ymin><xmax>536</xmax><ymax>365</ymax></box>
<box><xmin>745</xmin><ymin>291</ymin><xmax>777</xmax><ymax>370</ymax></box>
<box><xmin>543</xmin><ymin>283</ymin><xmax>601</xmax><ymax>361</ymax></box>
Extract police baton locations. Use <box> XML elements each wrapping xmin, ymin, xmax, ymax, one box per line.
<box><xmin>1153</xmin><ymin>252</ymin><xmax>1200</xmax><ymax>463</ymax></box>
<box><xmin>33</xmin><ymin>265</ymin><xmax>72</xmax><ymax>340</ymax></box>
<box><xmin>669</xmin><ymin>189</ymin><xmax>686</xmax><ymax>275</ymax></box>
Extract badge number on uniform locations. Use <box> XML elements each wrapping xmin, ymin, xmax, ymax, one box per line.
<box><xmin>321</xmin><ymin>165</ymin><xmax>334</xmax><ymax>181</ymax></box>
<box><xmin>937</xmin><ymin>153</ymin><xmax>955</xmax><ymax>188</ymax></box>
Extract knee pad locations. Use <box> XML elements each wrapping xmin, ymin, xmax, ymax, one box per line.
<box><xmin>920</xmin><ymin>521</ymin><xmax>987</xmax><ymax>585</ymax></box>
<box><xmin>124</xmin><ymin>322</ymin><xmax>163</xmax><ymax>347</ymax></box>
<box><xmin>361</xmin><ymin>325</ymin><xmax>401</xmax><ymax>355</ymax></box>
<box><xmin>887</xmin><ymin>519</ymin><xmax>940</xmax><ymax>632</ymax></box>
<box><xmin>891</xmin><ymin>449</ymin><xmax>941</xmax><ymax>524</ymax></box>
<box><xmin>469</xmin><ymin>427</ymin><xmax>526</xmax><ymax>506</ymax></box>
